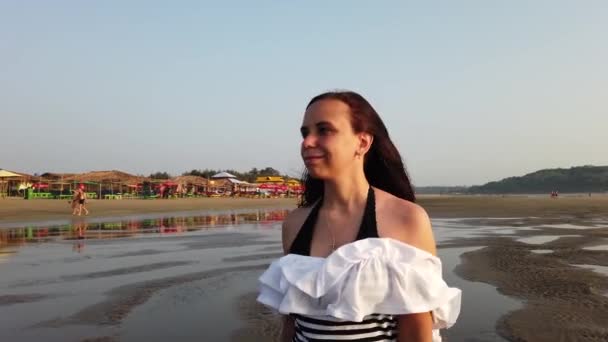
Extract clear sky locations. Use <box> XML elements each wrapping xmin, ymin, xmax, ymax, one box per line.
<box><xmin>1</xmin><ymin>1</ymin><xmax>606</xmax><ymax>186</ymax></box>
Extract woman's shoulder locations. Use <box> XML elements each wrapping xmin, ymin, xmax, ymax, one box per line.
<box><xmin>281</xmin><ymin>205</ymin><xmax>314</xmax><ymax>254</ymax></box>
<box><xmin>373</xmin><ymin>188</ymin><xmax>436</xmax><ymax>255</ymax></box>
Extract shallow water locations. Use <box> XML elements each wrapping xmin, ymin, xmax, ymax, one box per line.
<box><xmin>582</xmin><ymin>244</ymin><xmax>608</xmax><ymax>251</ymax></box>
<box><xmin>517</xmin><ymin>235</ymin><xmax>580</xmax><ymax>245</ymax></box>
<box><xmin>432</xmin><ymin>218</ymin><xmax>540</xmax><ymax>241</ymax></box>
<box><xmin>530</xmin><ymin>249</ymin><xmax>554</xmax><ymax>254</ymax></box>
<box><xmin>571</xmin><ymin>264</ymin><xmax>608</xmax><ymax>277</ymax></box>
<box><xmin>439</xmin><ymin>247</ymin><xmax>520</xmax><ymax>342</ymax></box>
<box><xmin>540</xmin><ymin>223</ymin><xmax>597</xmax><ymax>230</ymax></box>
<box><xmin>121</xmin><ymin>270</ymin><xmax>263</xmax><ymax>341</ymax></box>
<box><xmin>0</xmin><ymin>210</ymin><xmax>528</xmax><ymax>341</ymax></box>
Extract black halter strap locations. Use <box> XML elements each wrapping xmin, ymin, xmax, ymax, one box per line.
<box><xmin>289</xmin><ymin>187</ymin><xmax>378</xmax><ymax>256</ymax></box>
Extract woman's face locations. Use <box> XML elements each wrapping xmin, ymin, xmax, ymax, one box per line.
<box><xmin>300</xmin><ymin>99</ymin><xmax>361</xmax><ymax>179</ymax></box>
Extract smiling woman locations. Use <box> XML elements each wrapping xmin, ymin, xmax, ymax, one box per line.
<box><xmin>257</xmin><ymin>91</ymin><xmax>461</xmax><ymax>342</ymax></box>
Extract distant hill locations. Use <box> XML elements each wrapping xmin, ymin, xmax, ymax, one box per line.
<box><xmin>467</xmin><ymin>165</ymin><xmax>608</xmax><ymax>194</ymax></box>
<box><xmin>415</xmin><ymin>186</ymin><xmax>469</xmax><ymax>195</ymax></box>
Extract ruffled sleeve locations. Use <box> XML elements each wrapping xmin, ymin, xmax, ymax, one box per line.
<box><xmin>257</xmin><ymin>237</ymin><xmax>461</xmax><ymax>330</ymax></box>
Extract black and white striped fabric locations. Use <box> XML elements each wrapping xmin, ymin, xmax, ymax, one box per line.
<box><xmin>293</xmin><ymin>313</ymin><xmax>398</xmax><ymax>341</ymax></box>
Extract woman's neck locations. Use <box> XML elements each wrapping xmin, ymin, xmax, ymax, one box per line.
<box><xmin>322</xmin><ymin>170</ymin><xmax>369</xmax><ymax>213</ymax></box>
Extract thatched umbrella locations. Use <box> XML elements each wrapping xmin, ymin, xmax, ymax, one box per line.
<box><xmin>65</xmin><ymin>170</ymin><xmax>148</xmax><ymax>198</ymax></box>
<box><xmin>40</xmin><ymin>172</ymin><xmax>77</xmax><ymax>181</ymax></box>
<box><xmin>171</xmin><ymin>175</ymin><xmax>208</xmax><ymax>195</ymax></box>
<box><xmin>40</xmin><ymin>173</ymin><xmax>77</xmax><ymax>194</ymax></box>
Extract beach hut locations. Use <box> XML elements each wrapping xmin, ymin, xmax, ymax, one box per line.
<box><xmin>211</xmin><ymin>172</ymin><xmax>237</xmax><ymax>179</ymax></box>
<box><xmin>253</xmin><ymin>175</ymin><xmax>301</xmax><ymax>197</ymax></box>
<box><xmin>208</xmin><ymin>172</ymin><xmax>236</xmax><ymax>195</ymax></box>
<box><xmin>40</xmin><ymin>173</ymin><xmax>77</xmax><ymax>196</ymax></box>
<box><xmin>0</xmin><ymin>169</ymin><xmax>25</xmax><ymax>197</ymax></box>
<box><xmin>255</xmin><ymin>176</ymin><xmax>285</xmax><ymax>184</ymax></box>
<box><xmin>171</xmin><ymin>175</ymin><xmax>208</xmax><ymax>196</ymax></box>
<box><xmin>226</xmin><ymin>178</ymin><xmax>259</xmax><ymax>195</ymax></box>
<box><xmin>0</xmin><ymin>169</ymin><xmax>23</xmax><ymax>179</ymax></box>
<box><xmin>208</xmin><ymin>172</ymin><xmax>257</xmax><ymax>196</ymax></box>
<box><xmin>65</xmin><ymin>170</ymin><xmax>148</xmax><ymax>199</ymax></box>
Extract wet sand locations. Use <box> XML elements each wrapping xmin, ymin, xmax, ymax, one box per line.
<box><xmin>1</xmin><ymin>197</ymin><xmax>607</xmax><ymax>341</ymax></box>
<box><xmin>0</xmin><ymin>226</ymin><xmax>283</xmax><ymax>342</ymax></box>
<box><xmin>443</xmin><ymin>220</ymin><xmax>608</xmax><ymax>341</ymax></box>
<box><xmin>0</xmin><ymin>197</ymin><xmax>297</xmax><ymax>226</ymax></box>
<box><xmin>2</xmin><ymin>194</ymin><xmax>607</xmax><ymax>226</ymax></box>
<box><xmin>419</xmin><ymin>194</ymin><xmax>608</xmax><ymax>219</ymax></box>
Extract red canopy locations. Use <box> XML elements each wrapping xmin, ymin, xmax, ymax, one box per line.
<box><xmin>258</xmin><ymin>183</ymin><xmax>277</xmax><ymax>189</ymax></box>
<box><xmin>258</xmin><ymin>184</ymin><xmax>288</xmax><ymax>192</ymax></box>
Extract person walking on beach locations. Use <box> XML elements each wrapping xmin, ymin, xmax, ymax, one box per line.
<box><xmin>71</xmin><ymin>189</ymin><xmax>79</xmax><ymax>215</ymax></box>
<box><xmin>257</xmin><ymin>91</ymin><xmax>461</xmax><ymax>341</ymax></box>
<box><xmin>75</xmin><ymin>188</ymin><xmax>89</xmax><ymax>216</ymax></box>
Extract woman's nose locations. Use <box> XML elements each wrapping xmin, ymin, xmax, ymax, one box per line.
<box><xmin>302</xmin><ymin>134</ymin><xmax>317</xmax><ymax>148</ymax></box>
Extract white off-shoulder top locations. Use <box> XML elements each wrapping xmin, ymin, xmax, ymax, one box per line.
<box><xmin>257</xmin><ymin>238</ymin><xmax>462</xmax><ymax>342</ymax></box>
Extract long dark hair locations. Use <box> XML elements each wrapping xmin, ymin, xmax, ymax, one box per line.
<box><xmin>299</xmin><ymin>91</ymin><xmax>416</xmax><ymax>207</ymax></box>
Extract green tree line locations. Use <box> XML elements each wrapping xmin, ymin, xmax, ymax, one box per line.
<box><xmin>149</xmin><ymin>167</ymin><xmax>291</xmax><ymax>183</ymax></box>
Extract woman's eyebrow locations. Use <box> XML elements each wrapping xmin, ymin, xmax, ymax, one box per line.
<box><xmin>315</xmin><ymin>121</ymin><xmax>335</xmax><ymax>128</ymax></box>
<box><xmin>301</xmin><ymin>121</ymin><xmax>335</xmax><ymax>133</ymax></box>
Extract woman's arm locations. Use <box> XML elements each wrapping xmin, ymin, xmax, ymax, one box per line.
<box><xmin>381</xmin><ymin>200</ymin><xmax>438</xmax><ymax>341</ymax></box>
<box><xmin>397</xmin><ymin>312</ymin><xmax>434</xmax><ymax>342</ymax></box>
<box><xmin>281</xmin><ymin>315</ymin><xmax>295</xmax><ymax>342</ymax></box>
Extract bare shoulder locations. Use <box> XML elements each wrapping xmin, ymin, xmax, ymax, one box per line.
<box><xmin>281</xmin><ymin>206</ymin><xmax>312</xmax><ymax>254</ymax></box>
<box><xmin>374</xmin><ymin>188</ymin><xmax>437</xmax><ymax>256</ymax></box>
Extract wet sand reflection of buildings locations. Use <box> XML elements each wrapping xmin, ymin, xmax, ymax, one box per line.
<box><xmin>0</xmin><ymin>209</ymin><xmax>289</xmax><ymax>253</ymax></box>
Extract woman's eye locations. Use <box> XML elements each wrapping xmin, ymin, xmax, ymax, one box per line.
<box><xmin>318</xmin><ymin>127</ymin><xmax>331</xmax><ymax>135</ymax></box>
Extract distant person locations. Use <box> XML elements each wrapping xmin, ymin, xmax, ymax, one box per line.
<box><xmin>70</xmin><ymin>190</ymin><xmax>78</xmax><ymax>214</ymax></box>
<box><xmin>75</xmin><ymin>188</ymin><xmax>89</xmax><ymax>216</ymax></box>
<box><xmin>256</xmin><ymin>91</ymin><xmax>461</xmax><ymax>341</ymax></box>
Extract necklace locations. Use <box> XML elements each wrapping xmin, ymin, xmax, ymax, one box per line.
<box><xmin>329</xmin><ymin>225</ymin><xmax>336</xmax><ymax>251</ymax></box>
<box><xmin>323</xmin><ymin>214</ymin><xmax>337</xmax><ymax>252</ymax></box>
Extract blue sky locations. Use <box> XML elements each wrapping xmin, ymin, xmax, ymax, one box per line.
<box><xmin>1</xmin><ymin>1</ymin><xmax>606</xmax><ymax>186</ymax></box>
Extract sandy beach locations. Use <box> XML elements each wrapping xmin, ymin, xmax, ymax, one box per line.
<box><xmin>2</xmin><ymin>194</ymin><xmax>607</xmax><ymax>226</ymax></box>
<box><xmin>1</xmin><ymin>195</ymin><xmax>607</xmax><ymax>341</ymax></box>
<box><xmin>0</xmin><ymin>197</ymin><xmax>297</xmax><ymax>227</ymax></box>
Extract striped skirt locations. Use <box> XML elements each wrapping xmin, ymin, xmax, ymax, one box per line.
<box><xmin>293</xmin><ymin>314</ymin><xmax>398</xmax><ymax>341</ymax></box>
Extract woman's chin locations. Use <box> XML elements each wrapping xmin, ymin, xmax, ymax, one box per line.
<box><xmin>306</xmin><ymin>168</ymin><xmax>330</xmax><ymax>180</ymax></box>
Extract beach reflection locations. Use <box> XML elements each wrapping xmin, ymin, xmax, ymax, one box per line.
<box><xmin>0</xmin><ymin>209</ymin><xmax>290</xmax><ymax>250</ymax></box>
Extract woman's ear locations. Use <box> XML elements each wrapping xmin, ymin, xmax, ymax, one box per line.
<box><xmin>358</xmin><ymin>132</ymin><xmax>374</xmax><ymax>156</ymax></box>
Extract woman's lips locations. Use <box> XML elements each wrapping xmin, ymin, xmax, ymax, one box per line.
<box><xmin>303</xmin><ymin>155</ymin><xmax>324</xmax><ymax>163</ymax></box>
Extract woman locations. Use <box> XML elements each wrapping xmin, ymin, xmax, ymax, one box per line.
<box><xmin>257</xmin><ymin>91</ymin><xmax>461</xmax><ymax>341</ymax></box>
